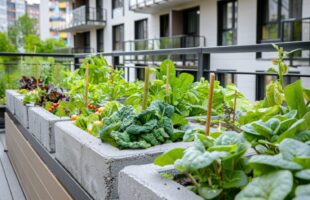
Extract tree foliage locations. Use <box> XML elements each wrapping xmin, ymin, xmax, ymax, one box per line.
<box><xmin>24</xmin><ymin>34</ymin><xmax>66</xmax><ymax>53</ymax></box>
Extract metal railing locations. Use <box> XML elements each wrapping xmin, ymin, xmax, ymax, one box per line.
<box><xmin>53</xmin><ymin>47</ymin><xmax>94</xmax><ymax>54</ymax></box>
<box><xmin>281</xmin><ymin>17</ymin><xmax>310</xmax><ymax>42</ymax></box>
<box><xmin>56</xmin><ymin>6</ymin><xmax>107</xmax><ymax>31</ymax></box>
<box><xmin>129</xmin><ymin>0</ymin><xmax>167</xmax><ymax>10</ymax></box>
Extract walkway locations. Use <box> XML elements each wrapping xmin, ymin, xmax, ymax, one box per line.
<box><xmin>0</xmin><ymin>132</ymin><xmax>26</xmax><ymax>200</ymax></box>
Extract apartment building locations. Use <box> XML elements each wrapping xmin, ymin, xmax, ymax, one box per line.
<box><xmin>39</xmin><ymin>0</ymin><xmax>72</xmax><ymax>46</ymax></box>
<box><xmin>57</xmin><ymin>0</ymin><xmax>310</xmax><ymax>101</ymax></box>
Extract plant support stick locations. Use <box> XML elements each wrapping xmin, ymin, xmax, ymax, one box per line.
<box><xmin>232</xmin><ymin>89</ymin><xmax>237</xmax><ymax>128</ymax></box>
<box><xmin>142</xmin><ymin>67</ymin><xmax>150</xmax><ymax>110</ymax></box>
<box><xmin>85</xmin><ymin>64</ymin><xmax>89</xmax><ymax>106</ymax></box>
<box><xmin>55</xmin><ymin>63</ymin><xmax>59</xmax><ymax>85</ymax></box>
<box><xmin>36</xmin><ymin>64</ymin><xmax>39</xmax><ymax>89</ymax></box>
<box><xmin>205</xmin><ymin>73</ymin><xmax>215</xmax><ymax>135</ymax></box>
<box><xmin>165</xmin><ymin>64</ymin><xmax>170</xmax><ymax>103</ymax></box>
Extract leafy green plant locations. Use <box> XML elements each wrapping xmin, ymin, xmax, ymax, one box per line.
<box><xmin>155</xmin><ymin>131</ymin><xmax>250</xmax><ymax>199</ymax></box>
<box><xmin>99</xmin><ymin>100</ymin><xmax>188</xmax><ymax>149</ymax></box>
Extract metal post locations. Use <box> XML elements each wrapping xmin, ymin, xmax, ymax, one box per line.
<box><xmin>197</xmin><ymin>52</ymin><xmax>210</xmax><ymax>81</ymax></box>
<box><xmin>73</xmin><ymin>57</ymin><xmax>80</xmax><ymax>70</ymax></box>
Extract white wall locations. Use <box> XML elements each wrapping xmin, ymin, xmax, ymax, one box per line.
<box><xmin>39</xmin><ymin>0</ymin><xmax>50</xmax><ymax>40</ymax></box>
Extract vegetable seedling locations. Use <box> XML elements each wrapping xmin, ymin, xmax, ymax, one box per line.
<box><xmin>205</xmin><ymin>73</ymin><xmax>215</xmax><ymax>136</ymax></box>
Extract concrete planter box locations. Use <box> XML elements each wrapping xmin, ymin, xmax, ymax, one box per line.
<box><xmin>55</xmin><ymin>121</ymin><xmax>193</xmax><ymax>200</ymax></box>
<box><xmin>14</xmin><ymin>95</ymin><xmax>35</xmax><ymax>129</ymax></box>
<box><xmin>5</xmin><ymin>90</ymin><xmax>22</xmax><ymax>115</ymax></box>
<box><xmin>119</xmin><ymin>149</ymin><xmax>257</xmax><ymax>200</ymax></box>
<box><xmin>28</xmin><ymin>107</ymin><xmax>70</xmax><ymax>153</ymax></box>
<box><xmin>119</xmin><ymin>164</ymin><xmax>203</xmax><ymax>200</ymax></box>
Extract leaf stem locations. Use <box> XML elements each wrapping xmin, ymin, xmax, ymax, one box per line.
<box><xmin>185</xmin><ymin>172</ymin><xmax>199</xmax><ymax>188</ymax></box>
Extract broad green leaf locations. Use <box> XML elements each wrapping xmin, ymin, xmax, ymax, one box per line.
<box><xmin>274</xmin><ymin>118</ymin><xmax>297</xmax><ymax>135</ymax></box>
<box><xmin>249</xmin><ymin>155</ymin><xmax>302</xmax><ymax>172</ymax></box>
<box><xmin>279</xmin><ymin>139</ymin><xmax>310</xmax><ymax>161</ymax></box>
<box><xmin>154</xmin><ymin>148</ymin><xmax>185</xmax><ymax>167</ymax></box>
<box><xmin>252</xmin><ymin>121</ymin><xmax>273</xmax><ymax>139</ymax></box>
<box><xmin>277</xmin><ymin>119</ymin><xmax>306</xmax><ymax>142</ymax></box>
<box><xmin>235</xmin><ymin>170</ymin><xmax>293</xmax><ymax>200</ymax></box>
<box><xmin>198</xmin><ymin>186</ymin><xmax>222</xmax><ymax>200</ymax></box>
<box><xmin>215</xmin><ymin>131</ymin><xmax>250</xmax><ymax>152</ymax></box>
<box><xmin>295</xmin><ymin>169</ymin><xmax>310</xmax><ymax>180</ymax></box>
<box><xmin>294</xmin><ymin>184</ymin><xmax>310</xmax><ymax>200</ymax></box>
<box><xmin>304</xmin><ymin>88</ymin><xmax>310</xmax><ymax>102</ymax></box>
<box><xmin>174</xmin><ymin>138</ymin><xmax>228</xmax><ymax>172</ymax></box>
<box><xmin>293</xmin><ymin>157</ymin><xmax>310</xmax><ymax>169</ymax></box>
<box><xmin>284</xmin><ymin>80</ymin><xmax>307</xmax><ymax>119</ymax></box>
<box><xmin>208</xmin><ymin>144</ymin><xmax>238</xmax><ymax>153</ymax></box>
<box><xmin>295</xmin><ymin>130</ymin><xmax>310</xmax><ymax>142</ymax></box>
<box><xmin>223</xmin><ymin>170</ymin><xmax>248</xmax><ymax>189</ymax></box>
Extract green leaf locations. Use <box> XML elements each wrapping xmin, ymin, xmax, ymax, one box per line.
<box><xmin>304</xmin><ymin>88</ymin><xmax>310</xmax><ymax>102</ymax></box>
<box><xmin>170</xmin><ymin>113</ymin><xmax>188</xmax><ymax>126</ymax></box>
<box><xmin>223</xmin><ymin>170</ymin><xmax>248</xmax><ymax>189</ymax></box>
<box><xmin>198</xmin><ymin>186</ymin><xmax>222</xmax><ymax>200</ymax></box>
<box><xmin>154</xmin><ymin>148</ymin><xmax>185</xmax><ymax>167</ymax></box>
<box><xmin>284</xmin><ymin>80</ymin><xmax>307</xmax><ymax>119</ymax></box>
<box><xmin>208</xmin><ymin>144</ymin><xmax>238</xmax><ymax>153</ymax></box>
<box><xmin>295</xmin><ymin>130</ymin><xmax>310</xmax><ymax>142</ymax></box>
<box><xmin>295</xmin><ymin>169</ymin><xmax>310</xmax><ymax>180</ymax></box>
<box><xmin>277</xmin><ymin>119</ymin><xmax>306</xmax><ymax>142</ymax></box>
<box><xmin>293</xmin><ymin>157</ymin><xmax>310</xmax><ymax>169</ymax></box>
<box><xmin>249</xmin><ymin>155</ymin><xmax>302</xmax><ymax>172</ymax></box>
<box><xmin>174</xmin><ymin>138</ymin><xmax>228</xmax><ymax>172</ymax></box>
<box><xmin>235</xmin><ymin>170</ymin><xmax>293</xmax><ymax>200</ymax></box>
<box><xmin>279</xmin><ymin>139</ymin><xmax>310</xmax><ymax>161</ymax></box>
<box><xmin>294</xmin><ymin>184</ymin><xmax>310</xmax><ymax>200</ymax></box>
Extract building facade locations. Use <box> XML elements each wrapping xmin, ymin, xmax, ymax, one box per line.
<box><xmin>57</xmin><ymin>0</ymin><xmax>310</xmax><ymax>101</ymax></box>
<box><xmin>39</xmin><ymin>0</ymin><xmax>72</xmax><ymax>46</ymax></box>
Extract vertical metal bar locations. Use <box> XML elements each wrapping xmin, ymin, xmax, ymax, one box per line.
<box><xmin>197</xmin><ymin>52</ymin><xmax>210</xmax><ymax>81</ymax></box>
<box><xmin>73</xmin><ymin>57</ymin><xmax>79</xmax><ymax>70</ymax></box>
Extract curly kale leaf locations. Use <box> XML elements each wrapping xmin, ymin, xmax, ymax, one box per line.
<box><xmin>147</xmin><ymin>100</ymin><xmax>174</xmax><ymax>118</ymax></box>
<box><xmin>110</xmin><ymin>131</ymin><xmax>151</xmax><ymax>149</ymax></box>
<box><xmin>126</xmin><ymin>119</ymin><xmax>158</xmax><ymax>135</ymax></box>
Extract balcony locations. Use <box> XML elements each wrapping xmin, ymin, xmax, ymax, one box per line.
<box><xmin>123</xmin><ymin>35</ymin><xmax>206</xmax><ymax>65</ymax></box>
<box><xmin>56</xmin><ymin>6</ymin><xmax>106</xmax><ymax>32</ymax></box>
<box><xmin>129</xmin><ymin>0</ymin><xmax>193</xmax><ymax>13</ymax></box>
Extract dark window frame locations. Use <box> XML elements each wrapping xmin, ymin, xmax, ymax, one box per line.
<box><xmin>96</xmin><ymin>28</ymin><xmax>104</xmax><ymax>52</ymax></box>
<box><xmin>111</xmin><ymin>0</ymin><xmax>124</xmax><ymax>18</ymax></box>
<box><xmin>218</xmin><ymin>0</ymin><xmax>238</xmax><ymax>46</ymax></box>
<box><xmin>160</xmin><ymin>14</ymin><xmax>169</xmax><ymax>37</ymax></box>
<box><xmin>112</xmin><ymin>24</ymin><xmax>124</xmax><ymax>51</ymax></box>
<box><xmin>257</xmin><ymin>0</ymin><xmax>303</xmax><ymax>43</ymax></box>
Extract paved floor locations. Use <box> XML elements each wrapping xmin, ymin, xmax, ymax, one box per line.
<box><xmin>0</xmin><ymin>133</ymin><xmax>26</xmax><ymax>200</ymax></box>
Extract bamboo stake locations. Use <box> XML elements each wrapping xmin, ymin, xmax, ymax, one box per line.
<box><xmin>85</xmin><ymin>64</ymin><xmax>89</xmax><ymax>106</ymax></box>
<box><xmin>232</xmin><ymin>89</ymin><xmax>237</xmax><ymax>128</ymax></box>
<box><xmin>205</xmin><ymin>73</ymin><xmax>215</xmax><ymax>136</ymax></box>
<box><xmin>142</xmin><ymin>67</ymin><xmax>150</xmax><ymax>110</ymax></box>
<box><xmin>35</xmin><ymin>64</ymin><xmax>39</xmax><ymax>89</ymax></box>
<box><xmin>165</xmin><ymin>64</ymin><xmax>170</xmax><ymax>103</ymax></box>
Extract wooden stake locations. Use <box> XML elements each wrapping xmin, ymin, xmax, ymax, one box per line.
<box><xmin>55</xmin><ymin>63</ymin><xmax>59</xmax><ymax>85</ymax></box>
<box><xmin>35</xmin><ymin>64</ymin><xmax>39</xmax><ymax>89</ymax></box>
<box><xmin>142</xmin><ymin>67</ymin><xmax>150</xmax><ymax>110</ymax></box>
<box><xmin>165</xmin><ymin>64</ymin><xmax>170</xmax><ymax>102</ymax></box>
<box><xmin>232</xmin><ymin>89</ymin><xmax>238</xmax><ymax>128</ymax></box>
<box><xmin>205</xmin><ymin>73</ymin><xmax>215</xmax><ymax>136</ymax></box>
<box><xmin>85</xmin><ymin>64</ymin><xmax>89</xmax><ymax>106</ymax></box>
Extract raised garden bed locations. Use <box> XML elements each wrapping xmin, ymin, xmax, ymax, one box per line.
<box><xmin>54</xmin><ymin>121</ymin><xmax>194</xmax><ymax>200</ymax></box>
<box><xmin>5</xmin><ymin>90</ymin><xmax>22</xmax><ymax>115</ymax></box>
<box><xmin>28</xmin><ymin>107</ymin><xmax>70</xmax><ymax>152</ymax></box>
<box><xmin>119</xmin><ymin>164</ymin><xmax>203</xmax><ymax>200</ymax></box>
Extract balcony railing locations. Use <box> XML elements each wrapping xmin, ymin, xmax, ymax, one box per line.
<box><xmin>123</xmin><ymin>35</ymin><xmax>206</xmax><ymax>64</ymax></box>
<box><xmin>124</xmin><ymin>35</ymin><xmax>206</xmax><ymax>51</ymax></box>
<box><xmin>129</xmin><ymin>0</ymin><xmax>191</xmax><ymax>13</ymax></box>
<box><xmin>56</xmin><ymin>6</ymin><xmax>107</xmax><ymax>32</ymax></box>
<box><xmin>53</xmin><ymin>47</ymin><xmax>94</xmax><ymax>54</ymax></box>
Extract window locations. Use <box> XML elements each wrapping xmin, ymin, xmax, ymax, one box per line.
<box><xmin>160</xmin><ymin>14</ymin><xmax>169</xmax><ymax>37</ymax></box>
<box><xmin>258</xmin><ymin>0</ymin><xmax>302</xmax><ymax>42</ymax></box>
<box><xmin>134</xmin><ymin>19</ymin><xmax>148</xmax><ymax>50</ymax></box>
<box><xmin>97</xmin><ymin>28</ymin><xmax>104</xmax><ymax>52</ymax></box>
<box><xmin>216</xmin><ymin>70</ymin><xmax>237</xmax><ymax>87</ymax></box>
<box><xmin>112</xmin><ymin>0</ymin><xmax>123</xmax><ymax>18</ymax></box>
<box><xmin>218</xmin><ymin>0</ymin><xmax>238</xmax><ymax>46</ymax></box>
<box><xmin>113</xmin><ymin>24</ymin><xmax>124</xmax><ymax>51</ymax></box>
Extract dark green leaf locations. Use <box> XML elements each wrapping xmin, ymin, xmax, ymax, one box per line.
<box><xmin>154</xmin><ymin>148</ymin><xmax>185</xmax><ymax>167</ymax></box>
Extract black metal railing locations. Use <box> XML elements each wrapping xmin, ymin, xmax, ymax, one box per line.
<box><xmin>56</xmin><ymin>6</ymin><xmax>107</xmax><ymax>31</ymax></box>
<box><xmin>53</xmin><ymin>47</ymin><xmax>94</xmax><ymax>54</ymax></box>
